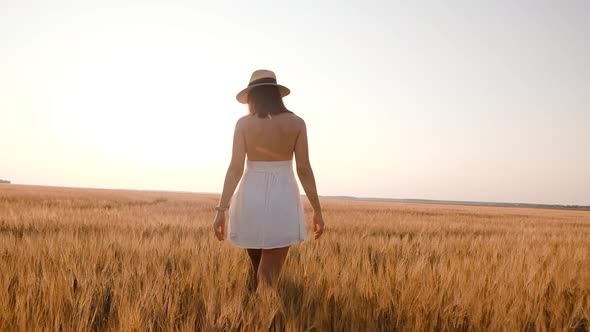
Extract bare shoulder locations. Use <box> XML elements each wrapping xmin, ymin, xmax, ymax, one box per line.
<box><xmin>235</xmin><ymin>114</ymin><xmax>252</xmax><ymax>128</ymax></box>
<box><xmin>238</xmin><ymin>114</ymin><xmax>252</xmax><ymax>122</ymax></box>
<box><xmin>286</xmin><ymin>113</ymin><xmax>306</xmax><ymax>128</ymax></box>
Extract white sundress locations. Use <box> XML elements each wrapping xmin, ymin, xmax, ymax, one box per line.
<box><xmin>227</xmin><ymin>160</ymin><xmax>308</xmax><ymax>249</ymax></box>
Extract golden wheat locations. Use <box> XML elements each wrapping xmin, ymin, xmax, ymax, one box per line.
<box><xmin>0</xmin><ymin>184</ymin><xmax>589</xmax><ymax>331</ymax></box>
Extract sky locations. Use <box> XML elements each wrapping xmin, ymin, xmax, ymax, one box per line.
<box><xmin>1</xmin><ymin>0</ymin><xmax>589</xmax><ymax>205</ymax></box>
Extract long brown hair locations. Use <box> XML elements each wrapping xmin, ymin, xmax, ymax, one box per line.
<box><xmin>247</xmin><ymin>85</ymin><xmax>292</xmax><ymax>119</ymax></box>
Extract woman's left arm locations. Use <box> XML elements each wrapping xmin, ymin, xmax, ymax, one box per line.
<box><xmin>217</xmin><ymin>119</ymin><xmax>246</xmax><ymax>209</ymax></box>
<box><xmin>213</xmin><ymin>119</ymin><xmax>246</xmax><ymax>241</ymax></box>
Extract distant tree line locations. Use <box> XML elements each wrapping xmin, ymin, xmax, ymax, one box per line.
<box><xmin>0</xmin><ymin>179</ymin><xmax>10</xmax><ymax>184</ymax></box>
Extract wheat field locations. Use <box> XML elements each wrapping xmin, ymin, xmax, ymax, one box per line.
<box><xmin>0</xmin><ymin>184</ymin><xmax>589</xmax><ymax>331</ymax></box>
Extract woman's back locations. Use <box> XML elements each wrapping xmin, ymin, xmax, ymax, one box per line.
<box><xmin>239</xmin><ymin>112</ymin><xmax>304</xmax><ymax>162</ymax></box>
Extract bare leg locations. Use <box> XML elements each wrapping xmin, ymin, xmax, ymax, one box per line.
<box><xmin>247</xmin><ymin>249</ymin><xmax>262</xmax><ymax>271</ymax></box>
<box><xmin>258</xmin><ymin>246</ymin><xmax>290</xmax><ymax>288</ymax></box>
<box><xmin>246</xmin><ymin>249</ymin><xmax>261</xmax><ymax>291</ymax></box>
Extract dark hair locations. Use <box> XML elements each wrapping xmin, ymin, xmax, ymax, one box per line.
<box><xmin>247</xmin><ymin>85</ymin><xmax>292</xmax><ymax>119</ymax></box>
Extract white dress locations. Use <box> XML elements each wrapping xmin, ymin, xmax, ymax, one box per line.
<box><xmin>228</xmin><ymin>160</ymin><xmax>308</xmax><ymax>249</ymax></box>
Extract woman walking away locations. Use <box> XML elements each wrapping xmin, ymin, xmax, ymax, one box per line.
<box><xmin>213</xmin><ymin>69</ymin><xmax>325</xmax><ymax>289</ymax></box>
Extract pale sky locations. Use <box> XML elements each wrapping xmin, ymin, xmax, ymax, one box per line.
<box><xmin>1</xmin><ymin>0</ymin><xmax>589</xmax><ymax>205</ymax></box>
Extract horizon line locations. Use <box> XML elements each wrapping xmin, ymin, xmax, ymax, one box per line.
<box><xmin>2</xmin><ymin>182</ymin><xmax>589</xmax><ymax>211</ymax></box>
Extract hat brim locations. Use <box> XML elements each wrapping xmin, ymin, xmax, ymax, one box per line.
<box><xmin>236</xmin><ymin>83</ymin><xmax>290</xmax><ymax>104</ymax></box>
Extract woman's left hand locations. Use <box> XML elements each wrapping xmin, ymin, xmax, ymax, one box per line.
<box><xmin>213</xmin><ymin>211</ymin><xmax>226</xmax><ymax>241</ymax></box>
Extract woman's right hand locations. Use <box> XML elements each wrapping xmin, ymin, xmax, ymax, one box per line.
<box><xmin>313</xmin><ymin>210</ymin><xmax>325</xmax><ymax>240</ymax></box>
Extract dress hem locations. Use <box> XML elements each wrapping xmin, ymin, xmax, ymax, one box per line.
<box><xmin>227</xmin><ymin>238</ymin><xmax>306</xmax><ymax>249</ymax></box>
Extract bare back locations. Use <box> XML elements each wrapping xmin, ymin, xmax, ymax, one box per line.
<box><xmin>239</xmin><ymin>113</ymin><xmax>304</xmax><ymax>161</ymax></box>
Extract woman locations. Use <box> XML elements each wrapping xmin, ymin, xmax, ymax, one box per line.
<box><xmin>213</xmin><ymin>69</ymin><xmax>325</xmax><ymax>289</ymax></box>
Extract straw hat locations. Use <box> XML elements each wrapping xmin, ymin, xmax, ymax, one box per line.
<box><xmin>236</xmin><ymin>69</ymin><xmax>290</xmax><ymax>104</ymax></box>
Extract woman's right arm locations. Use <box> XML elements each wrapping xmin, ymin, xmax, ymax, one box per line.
<box><xmin>294</xmin><ymin>119</ymin><xmax>321</xmax><ymax>211</ymax></box>
<box><xmin>294</xmin><ymin>119</ymin><xmax>325</xmax><ymax>239</ymax></box>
